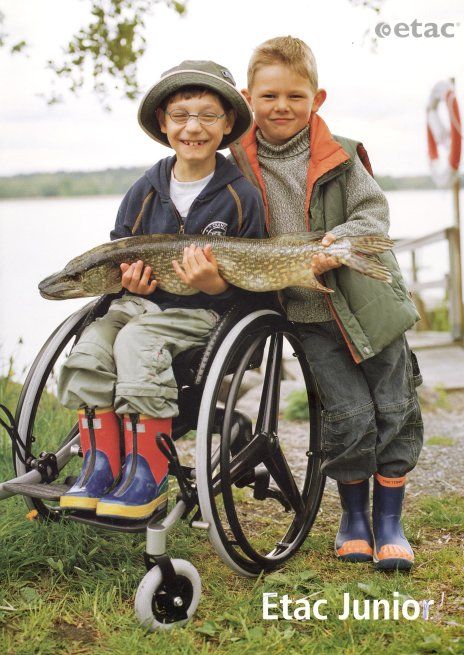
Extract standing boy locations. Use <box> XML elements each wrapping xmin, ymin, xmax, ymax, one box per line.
<box><xmin>231</xmin><ymin>36</ymin><xmax>423</xmax><ymax>570</ymax></box>
<box><xmin>58</xmin><ymin>61</ymin><xmax>265</xmax><ymax>520</ymax></box>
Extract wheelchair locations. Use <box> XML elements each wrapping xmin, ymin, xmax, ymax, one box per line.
<box><xmin>0</xmin><ymin>293</ymin><xmax>325</xmax><ymax>631</ymax></box>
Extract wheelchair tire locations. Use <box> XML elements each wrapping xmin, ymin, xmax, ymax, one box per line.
<box><xmin>196</xmin><ymin>310</ymin><xmax>325</xmax><ymax>577</ymax></box>
<box><xmin>14</xmin><ymin>301</ymin><xmax>97</xmax><ymax>519</ymax></box>
<box><xmin>134</xmin><ymin>559</ymin><xmax>201</xmax><ymax>631</ymax></box>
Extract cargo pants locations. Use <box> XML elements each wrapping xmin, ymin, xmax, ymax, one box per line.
<box><xmin>58</xmin><ymin>295</ymin><xmax>219</xmax><ymax>417</ymax></box>
<box><xmin>296</xmin><ymin>320</ymin><xmax>424</xmax><ymax>482</ymax></box>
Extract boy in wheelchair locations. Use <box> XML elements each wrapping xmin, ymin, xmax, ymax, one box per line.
<box><xmin>57</xmin><ymin>61</ymin><xmax>265</xmax><ymax>520</ymax></box>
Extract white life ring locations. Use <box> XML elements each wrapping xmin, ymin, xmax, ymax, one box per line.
<box><xmin>426</xmin><ymin>80</ymin><xmax>462</xmax><ymax>188</ymax></box>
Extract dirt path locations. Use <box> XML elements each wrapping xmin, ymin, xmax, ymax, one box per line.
<box><xmin>176</xmin><ymin>390</ymin><xmax>464</xmax><ymax>519</ymax></box>
<box><xmin>309</xmin><ymin>389</ymin><xmax>464</xmax><ymax>519</ymax></box>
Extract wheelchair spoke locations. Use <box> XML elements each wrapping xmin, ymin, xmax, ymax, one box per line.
<box><xmin>255</xmin><ymin>334</ymin><xmax>283</xmax><ymax>436</ymax></box>
<box><xmin>211</xmin><ymin>432</ymin><xmax>268</xmax><ymax>493</ymax></box>
<box><xmin>264</xmin><ymin>442</ymin><xmax>305</xmax><ymax>515</ymax></box>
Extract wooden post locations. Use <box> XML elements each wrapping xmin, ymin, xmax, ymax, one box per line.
<box><xmin>450</xmin><ymin>178</ymin><xmax>463</xmax><ymax>340</ymax></box>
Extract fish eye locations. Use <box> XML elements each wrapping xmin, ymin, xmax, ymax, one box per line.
<box><xmin>64</xmin><ymin>269</ymin><xmax>80</xmax><ymax>280</ymax></box>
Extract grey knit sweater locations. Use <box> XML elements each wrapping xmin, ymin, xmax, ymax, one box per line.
<box><xmin>256</xmin><ymin>126</ymin><xmax>390</xmax><ymax>322</ymax></box>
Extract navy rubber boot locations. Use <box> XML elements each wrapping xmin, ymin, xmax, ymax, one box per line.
<box><xmin>96</xmin><ymin>414</ymin><xmax>171</xmax><ymax>520</ymax></box>
<box><xmin>60</xmin><ymin>407</ymin><xmax>121</xmax><ymax>510</ymax></box>
<box><xmin>335</xmin><ymin>479</ymin><xmax>374</xmax><ymax>562</ymax></box>
<box><xmin>373</xmin><ymin>474</ymin><xmax>414</xmax><ymax>571</ymax></box>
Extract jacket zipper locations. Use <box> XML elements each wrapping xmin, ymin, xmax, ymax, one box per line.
<box><xmin>324</xmin><ymin>293</ymin><xmax>362</xmax><ymax>364</ymax></box>
<box><xmin>170</xmin><ymin>196</ymin><xmax>203</xmax><ymax>235</ymax></box>
<box><xmin>169</xmin><ymin>200</ymin><xmax>185</xmax><ymax>234</ymax></box>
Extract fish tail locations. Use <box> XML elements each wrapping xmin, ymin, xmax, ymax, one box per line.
<box><xmin>344</xmin><ymin>235</ymin><xmax>394</xmax><ymax>255</ymax></box>
<box><xmin>338</xmin><ymin>251</ymin><xmax>392</xmax><ymax>283</ymax></box>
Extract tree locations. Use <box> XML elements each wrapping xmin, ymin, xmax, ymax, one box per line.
<box><xmin>1</xmin><ymin>0</ymin><xmax>385</xmax><ymax>109</ymax></box>
<box><xmin>1</xmin><ymin>0</ymin><xmax>187</xmax><ymax>109</ymax></box>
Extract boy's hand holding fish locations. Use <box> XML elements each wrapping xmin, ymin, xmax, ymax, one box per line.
<box><xmin>311</xmin><ymin>233</ymin><xmax>342</xmax><ymax>276</ymax></box>
<box><xmin>172</xmin><ymin>244</ymin><xmax>229</xmax><ymax>295</ymax></box>
<box><xmin>120</xmin><ymin>244</ymin><xmax>228</xmax><ymax>296</ymax></box>
<box><xmin>120</xmin><ymin>260</ymin><xmax>158</xmax><ymax>295</ymax></box>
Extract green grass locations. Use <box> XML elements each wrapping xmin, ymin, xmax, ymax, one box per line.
<box><xmin>426</xmin><ymin>435</ymin><xmax>455</xmax><ymax>447</ymax></box>
<box><xmin>1</xmin><ymin>379</ymin><xmax>463</xmax><ymax>654</ymax></box>
<box><xmin>282</xmin><ymin>389</ymin><xmax>309</xmax><ymax>421</ymax></box>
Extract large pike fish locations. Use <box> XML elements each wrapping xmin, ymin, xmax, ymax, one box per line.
<box><xmin>39</xmin><ymin>232</ymin><xmax>394</xmax><ymax>300</ymax></box>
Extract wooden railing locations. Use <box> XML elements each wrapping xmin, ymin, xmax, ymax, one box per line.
<box><xmin>394</xmin><ymin>226</ymin><xmax>463</xmax><ymax>340</ymax></box>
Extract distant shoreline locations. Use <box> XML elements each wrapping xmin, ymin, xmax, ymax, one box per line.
<box><xmin>0</xmin><ymin>167</ymin><xmax>462</xmax><ymax>198</ymax></box>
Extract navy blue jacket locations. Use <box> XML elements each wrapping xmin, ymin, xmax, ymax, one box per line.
<box><xmin>110</xmin><ymin>153</ymin><xmax>266</xmax><ymax>313</ymax></box>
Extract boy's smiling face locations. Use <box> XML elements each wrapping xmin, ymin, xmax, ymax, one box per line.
<box><xmin>157</xmin><ymin>92</ymin><xmax>234</xmax><ymax>169</ymax></box>
<box><xmin>243</xmin><ymin>64</ymin><xmax>326</xmax><ymax>145</ymax></box>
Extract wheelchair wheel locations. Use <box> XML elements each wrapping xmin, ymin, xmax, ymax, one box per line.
<box><xmin>196</xmin><ymin>310</ymin><xmax>325</xmax><ymax>577</ymax></box>
<box><xmin>135</xmin><ymin>559</ymin><xmax>201</xmax><ymax>631</ymax></box>
<box><xmin>13</xmin><ymin>301</ymin><xmax>98</xmax><ymax>519</ymax></box>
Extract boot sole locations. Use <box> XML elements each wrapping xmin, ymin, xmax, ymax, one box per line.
<box><xmin>334</xmin><ymin>544</ymin><xmax>373</xmax><ymax>563</ymax></box>
<box><xmin>95</xmin><ymin>492</ymin><xmax>168</xmax><ymax>519</ymax></box>
<box><xmin>337</xmin><ymin>553</ymin><xmax>373</xmax><ymax>563</ymax></box>
<box><xmin>374</xmin><ymin>557</ymin><xmax>413</xmax><ymax>571</ymax></box>
<box><xmin>60</xmin><ymin>495</ymin><xmax>100</xmax><ymax>510</ymax></box>
<box><xmin>373</xmin><ymin>540</ymin><xmax>414</xmax><ymax>571</ymax></box>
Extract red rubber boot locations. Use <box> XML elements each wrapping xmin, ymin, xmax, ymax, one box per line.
<box><xmin>60</xmin><ymin>407</ymin><xmax>121</xmax><ymax>510</ymax></box>
<box><xmin>96</xmin><ymin>414</ymin><xmax>171</xmax><ymax>520</ymax></box>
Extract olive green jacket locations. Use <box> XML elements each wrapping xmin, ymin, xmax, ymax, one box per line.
<box><xmin>230</xmin><ymin>119</ymin><xmax>420</xmax><ymax>362</ymax></box>
<box><xmin>310</xmin><ymin>135</ymin><xmax>419</xmax><ymax>361</ymax></box>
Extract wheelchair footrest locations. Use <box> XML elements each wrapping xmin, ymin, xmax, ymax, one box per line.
<box><xmin>3</xmin><ymin>481</ymin><xmax>70</xmax><ymax>500</ymax></box>
<box><xmin>66</xmin><ymin>504</ymin><xmax>168</xmax><ymax>533</ymax></box>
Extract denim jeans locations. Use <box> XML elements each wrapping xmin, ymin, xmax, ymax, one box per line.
<box><xmin>295</xmin><ymin>320</ymin><xmax>423</xmax><ymax>482</ymax></box>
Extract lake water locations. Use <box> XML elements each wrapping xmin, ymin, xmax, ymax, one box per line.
<box><xmin>1</xmin><ymin>189</ymin><xmax>463</xmax><ymax>381</ymax></box>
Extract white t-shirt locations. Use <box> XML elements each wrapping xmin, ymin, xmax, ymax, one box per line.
<box><xmin>170</xmin><ymin>170</ymin><xmax>214</xmax><ymax>218</ymax></box>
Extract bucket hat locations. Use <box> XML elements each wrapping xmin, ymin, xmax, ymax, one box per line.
<box><xmin>138</xmin><ymin>60</ymin><xmax>253</xmax><ymax>149</ymax></box>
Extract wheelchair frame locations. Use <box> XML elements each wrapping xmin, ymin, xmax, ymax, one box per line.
<box><xmin>0</xmin><ymin>294</ymin><xmax>325</xmax><ymax>631</ymax></box>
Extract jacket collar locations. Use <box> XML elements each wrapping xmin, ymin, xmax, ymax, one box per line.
<box><xmin>238</xmin><ymin>114</ymin><xmax>351</xmax><ymax>229</ymax></box>
<box><xmin>241</xmin><ymin>113</ymin><xmax>349</xmax><ymax>172</ymax></box>
<box><xmin>145</xmin><ymin>152</ymin><xmax>245</xmax><ymax>202</ymax></box>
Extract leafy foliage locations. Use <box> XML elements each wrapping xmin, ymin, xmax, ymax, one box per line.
<box><xmin>2</xmin><ymin>0</ymin><xmax>187</xmax><ymax>109</ymax></box>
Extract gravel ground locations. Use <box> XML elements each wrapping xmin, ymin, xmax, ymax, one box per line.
<box><xmin>299</xmin><ymin>389</ymin><xmax>464</xmax><ymax>507</ymax></box>
<box><xmin>175</xmin><ymin>389</ymin><xmax>464</xmax><ymax>519</ymax></box>
<box><xmin>408</xmin><ymin>389</ymin><xmax>464</xmax><ymax>498</ymax></box>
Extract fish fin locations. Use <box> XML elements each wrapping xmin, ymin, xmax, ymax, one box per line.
<box><xmin>338</xmin><ymin>252</ymin><xmax>392</xmax><ymax>283</ymax></box>
<box><xmin>296</xmin><ymin>268</ymin><xmax>334</xmax><ymax>293</ymax></box>
<box><xmin>313</xmin><ymin>280</ymin><xmax>334</xmax><ymax>293</ymax></box>
<box><xmin>342</xmin><ymin>235</ymin><xmax>394</xmax><ymax>254</ymax></box>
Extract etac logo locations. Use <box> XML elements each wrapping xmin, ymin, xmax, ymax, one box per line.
<box><xmin>375</xmin><ymin>19</ymin><xmax>457</xmax><ymax>39</ymax></box>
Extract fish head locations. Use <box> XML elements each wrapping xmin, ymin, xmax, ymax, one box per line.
<box><xmin>38</xmin><ymin>264</ymin><xmax>122</xmax><ymax>300</ymax></box>
<box><xmin>39</xmin><ymin>269</ymin><xmax>88</xmax><ymax>299</ymax></box>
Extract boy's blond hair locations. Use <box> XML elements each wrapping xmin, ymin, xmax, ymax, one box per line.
<box><xmin>247</xmin><ymin>36</ymin><xmax>318</xmax><ymax>93</ymax></box>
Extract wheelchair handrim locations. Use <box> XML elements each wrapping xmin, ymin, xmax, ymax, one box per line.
<box><xmin>196</xmin><ymin>310</ymin><xmax>325</xmax><ymax>576</ymax></box>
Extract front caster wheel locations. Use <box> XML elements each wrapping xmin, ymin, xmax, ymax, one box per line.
<box><xmin>134</xmin><ymin>559</ymin><xmax>201</xmax><ymax>631</ymax></box>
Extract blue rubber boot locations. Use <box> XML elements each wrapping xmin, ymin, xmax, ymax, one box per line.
<box><xmin>335</xmin><ymin>479</ymin><xmax>374</xmax><ymax>562</ymax></box>
<box><xmin>373</xmin><ymin>474</ymin><xmax>414</xmax><ymax>571</ymax></box>
<box><xmin>96</xmin><ymin>414</ymin><xmax>171</xmax><ymax>520</ymax></box>
<box><xmin>60</xmin><ymin>407</ymin><xmax>121</xmax><ymax>510</ymax></box>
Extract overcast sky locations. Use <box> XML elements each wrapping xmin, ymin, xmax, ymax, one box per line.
<box><xmin>1</xmin><ymin>0</ymin><xmax>463</xmax><ymax>176</ymax></box>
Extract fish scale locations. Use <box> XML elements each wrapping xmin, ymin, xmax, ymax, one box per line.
<box><xmin>39</xmin><ymin>233</ymin><xmax>395</xmax><ymax>300</ymax></box>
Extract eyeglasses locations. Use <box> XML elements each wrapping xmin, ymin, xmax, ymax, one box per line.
<box><xmin>164</xmin><ymin>109</ymin><xmax>225</xmax><ymax>126</ymax></box>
